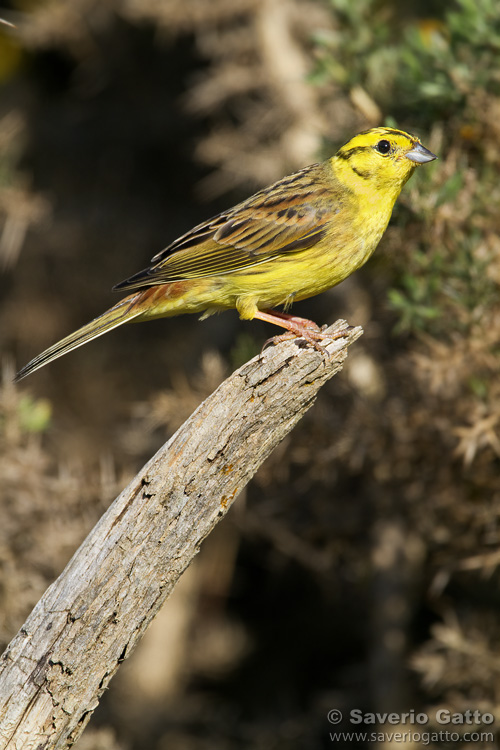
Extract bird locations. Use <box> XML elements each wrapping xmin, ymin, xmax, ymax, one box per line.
<box><xmin>15</xmin><ymin>127</ymin><xmax>436</xmax><ymax>381</ymax></box>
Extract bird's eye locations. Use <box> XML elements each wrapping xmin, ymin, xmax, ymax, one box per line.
<box><xmin>376</xmin><ymin>139</ymin><xmax>391</xmax><ymax>155</ymax></box>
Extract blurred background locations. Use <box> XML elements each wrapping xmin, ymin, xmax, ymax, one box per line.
<box><xmin>1</xmin><ymin>0</ymin><xmax>500</xmax><ymax>748</ymax></box>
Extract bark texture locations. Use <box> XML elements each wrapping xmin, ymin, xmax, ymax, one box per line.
<box><xmin>0</xmin><ymin>320</ymin><xmax>362</xmax><ymax>749</ymax></box>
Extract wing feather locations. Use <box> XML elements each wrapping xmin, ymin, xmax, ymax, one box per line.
<box><xmin>114</xmin><ymin>162</ymin><xmax>337</xmax><ymax>292</ymax></box>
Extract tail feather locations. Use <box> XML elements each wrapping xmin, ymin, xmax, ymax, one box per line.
<box><xmin>15</xmin><ymin>294</ymin><xmax>142</xmax><ymax>381</ymax></box>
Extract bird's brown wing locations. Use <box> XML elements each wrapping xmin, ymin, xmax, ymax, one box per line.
<box><xmin>114</xmin><ymin>163</ymin><xmax>336</xmax><ymax>291</ymax></box>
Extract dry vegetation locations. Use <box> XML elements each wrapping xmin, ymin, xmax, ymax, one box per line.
<box><xmin>1</xmin><ymin>0</ymin><xmax>500</xmax><ymax>748</ymax></box>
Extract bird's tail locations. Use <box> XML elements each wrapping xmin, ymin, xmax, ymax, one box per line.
<box><xmin>15</xmin><ymin>293</ymin><xmax>144</xmax><ymax>381</ymax></box>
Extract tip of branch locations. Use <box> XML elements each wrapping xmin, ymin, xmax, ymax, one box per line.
<box><xmin>259</xmin><ymin>318</ymin><xmax>363</xmax><ymax>362</ymax></box>
<box><xmin>239</xmin><ymin>319</ymin><xmax>363</xmax><ymax>388</ymax></box>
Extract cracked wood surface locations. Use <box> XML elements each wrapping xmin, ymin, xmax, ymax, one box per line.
<box><xmin>0</xmin><ymin>320</ymin><xmax>362</xmax><ymax>749</ymax></box>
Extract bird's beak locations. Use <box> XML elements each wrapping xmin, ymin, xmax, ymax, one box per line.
<box><xmin>406</xmin><ymin>143</ymin><xmax>437</xmax><ymax>164</ymax></box>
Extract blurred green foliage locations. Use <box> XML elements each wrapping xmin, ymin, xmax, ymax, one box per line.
<box><xmin>17</xmin><ymin>394</ymin><xmax>52</xmax><ymax>433</ymax></box>
<box><xmin>0</xmin><ymin>388</ymin><xmax>51</xmax><ymax>437</ymax></box>
<box><xmin>314</xmin><ymin>0</ymin><xmax>500</xmax><ymax>120</ymax></box>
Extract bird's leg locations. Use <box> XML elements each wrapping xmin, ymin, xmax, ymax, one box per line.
<box><xmin>259</xmin><ymin>309</ymin><xmax>322</xmax><ymax>330</ymax></box>
<box><xmin>253</xmin><ymin>309</ymin><xmax>348</xmax><ymax>353</ymax></box>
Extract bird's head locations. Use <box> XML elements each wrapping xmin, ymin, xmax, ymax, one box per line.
<box><xmin>333</xmin><ymin>127</ymin><xmax>437</xmax><ymax>196</ymax></box>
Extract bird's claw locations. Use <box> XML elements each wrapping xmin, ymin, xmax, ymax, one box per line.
<box><xmin>261</xmin><ymin>324</ymin><xmax>350</xmax><ymax>355</ymax></box>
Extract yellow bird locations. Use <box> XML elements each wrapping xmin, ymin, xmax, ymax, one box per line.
<box><xmin>16</xmin><ymin>127</ymin><xmax>436</xmax><ymax>381</ymax></box>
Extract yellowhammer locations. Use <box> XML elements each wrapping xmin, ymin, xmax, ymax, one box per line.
<box><xmin>16</xmin><ymin>127</ymin><xmax>436</xmax><ymax>380</ymax></box>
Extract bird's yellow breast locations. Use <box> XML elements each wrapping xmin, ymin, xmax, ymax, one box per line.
<box><xmin>225</xmin><ymin>194</ymin><xmax>392</xmax><ymax>317</ymax></box>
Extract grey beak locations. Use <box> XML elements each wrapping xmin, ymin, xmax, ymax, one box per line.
<box><xmin>406</xmin><ymin>142</ymin><xmax>437</xmax><ymax>164</ymax></box>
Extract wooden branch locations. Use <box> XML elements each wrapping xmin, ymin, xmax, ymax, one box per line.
<box><xmin>0</xmin><ymin>320</ymin><xmax>362</xmax><ymax>749</ymax></box>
